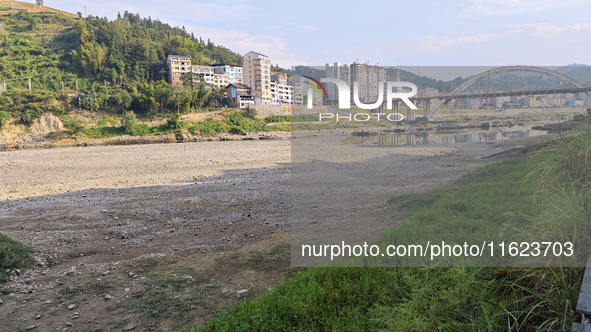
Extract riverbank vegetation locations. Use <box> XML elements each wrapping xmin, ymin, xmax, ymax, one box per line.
<box><xmin>187</xmin><ymin>115</ymin><xmax>591</xmax><ymax>332</ymax></box>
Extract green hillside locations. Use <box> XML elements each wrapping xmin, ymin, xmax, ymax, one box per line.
<box><xmin>0</xmin><ymin>0</ymin><xmax>243</xmax><ymax>128</ymax></box>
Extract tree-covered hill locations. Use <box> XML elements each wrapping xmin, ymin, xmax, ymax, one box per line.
<box><xmin>0</xmin><ymin>0</ymin><xmax>242</xmax><ymax>124</ymax></box>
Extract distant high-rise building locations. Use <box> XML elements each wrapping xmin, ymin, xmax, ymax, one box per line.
<box><xmin>325</xmin><ymin>63</ymin><xmax>350</xmax><ymax>102</ymax></box>
<box><xmin>350</xmin><ymin>62</ymin><xmax>402</xmax><ymax>104</ymax></box>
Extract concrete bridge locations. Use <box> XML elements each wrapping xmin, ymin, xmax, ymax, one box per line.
<box><xmin>398</xmin><ymin>65</ymin><xmax>591</xmax><ymax>120</ymax></box>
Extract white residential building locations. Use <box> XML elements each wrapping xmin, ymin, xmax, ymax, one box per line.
<box><xmin>270</xmin><ymin>81</ymin><xmax>293</xmax><ymax>105</ymax></box>
<box><xmin>191</xmin><ymin>65</ymin><xmax>214</xmax><ymax>87</ymax></box>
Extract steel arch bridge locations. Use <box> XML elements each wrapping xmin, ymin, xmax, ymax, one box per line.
<box><xmin>427</xmin><ymin>65</ymin><xmax>587</xmax><ymax>118</ymax></box>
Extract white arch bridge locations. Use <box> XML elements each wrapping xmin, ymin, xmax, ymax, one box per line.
<box><xmin>404</xmin><ymin>65</ymin><xmax>591</xmax><ymax>119</ymax></box>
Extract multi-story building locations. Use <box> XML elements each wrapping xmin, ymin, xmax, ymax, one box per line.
<box><xmin>191</xmin><ymin>65</ymin><xmax>214</xmax><ymax>87</ymax></box>
<box><xmin>213</xmin><ymin>72</ymin><xmax>229</xmax><ymax>88</ymax></box>
<box><xmin>418</xmin><ymin>87</ymin><xmax>439</xmax><ymax>98</ymax></box>
<box><xmin>243</xmin><ymin>51</ymin><xmax>271</xmax><ymax>105</ymax></box>
<box><xmin>348</xmin><ymin>61</ymin><xmax>400</xmax><ymax>105</ymax></box>
<box><xmin>325</xmin><ymin>63</ymin><xmax>350</xmax><ymax>102</ymax></box>
<box><xmin>493</xmin><ymin>96</ymin><xmax>511</xmax><ymax>109</ymax></box>
<box><xmin>270</xmin><ymin>81</ymin><xmax>293</xmax><ymax>105</ymax></box>
<box><xmin>226</xmin><ymin>83</ymin><xmax>255</xmax><ymax>108</ymax></box>
<box><xmin>167</xmin><ymin>55</ymin><xmax>191</xmax><ymax>88</ymax></box>
<box><xmin>288</xmin><ymin>74</ymin><xmax>306</xmax><ymax>105</ymax></box>
<box><xmin>457</xmin><ymin>98</ymin><xmax>481</xmax><ymax>109</ymax></box>
<box><xmin>270</xmin><ymin>72</ymin><xmax>288</xmax><ymax>86</ymax></box>
<box><xmin>191</xmin><ymin>65</ymin><xmax>239</xmax><ymax>88</ymax></box>
<box><xmin>213</xmin><ymin>65</ymin><xmax>243</xmax><ymax>84</ymax></box>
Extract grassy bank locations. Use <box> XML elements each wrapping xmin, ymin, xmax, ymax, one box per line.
<box><xmin>0</xmin><ymin>233</ymin><xmax>32</xmax><ymax>283</ymax></box>
<box><xmin>185</xmin><ymin>117</ymin><xmax>591</xmax><ymax>332</ymax></box>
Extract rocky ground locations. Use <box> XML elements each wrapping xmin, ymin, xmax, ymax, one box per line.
<box><xmin>0</xmin><ymin>123</ymin><xmax>560</xmax><ymax>331</ymax></box>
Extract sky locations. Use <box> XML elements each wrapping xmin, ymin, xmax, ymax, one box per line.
<box><xmin>22</xmin><ymin>0</ymin><xmax>591</xmax><ymax>72</ymax></box>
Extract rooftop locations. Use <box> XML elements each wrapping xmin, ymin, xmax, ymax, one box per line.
<box><xmin>227</xmin><ymin>83</ymin><xmax>250</xmax><ymax>89</ymax></box>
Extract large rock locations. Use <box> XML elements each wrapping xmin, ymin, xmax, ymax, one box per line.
<box><xmin>31</xmin><ymin>113</ymin><xmax>65</xmax><ymax>134</ymax></box>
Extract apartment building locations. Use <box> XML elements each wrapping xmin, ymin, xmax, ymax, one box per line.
<box><xmin>270</xmin><ymin>72</ymin><xmax>288</xmax><ymax>86</ymax></box>
<box><xmin>191</xmin><ymin>65</ymin><xmax>214</xmax><ymax>87</ymax></box>
<box><xmin>243</xmin><ymin>51</ymin><xmax>272</xmax><ymax>105</ymax></box>
<box><xmin>288</xmin><ymin>75</ymin><xmax>306</xmax><ymax>105</ymax></box>
<box><xmin>346</xmin><ymin>61</ymin><xmax>401</xmax><ymax>104</ymax></box>
<box><xmin>213</xmin><ymin>65</ymin><xmax>243</xmax><ymax>84</ymax></box>
<box><xmin>191</xmin><ymin>65</ymin><xmax>237</xmax><ymax>88</ymax></box>
<box><xmin>167</xmin><ymin>55</ymin><xmax>191</xmax><ymax>88</ymax></box>
<box><xmin>270</xmin><ymin>81</ymin><xmax>293</xmax><ymax>105</ymax></box>
<box><xmin>457</xmin><ymin>98</ymin><xmax>481</xmax><ymax>109</ymax></box>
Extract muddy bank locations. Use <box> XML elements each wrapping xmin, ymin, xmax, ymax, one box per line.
<box><xmin>0</xmin><ymin>131</ymin><xmax>291</xmax><ymax>152</ymax></box>
<box><xmin>352</xmin><ymin>115</ymin><xmax>574</xmax><ymax>136</ymax></box>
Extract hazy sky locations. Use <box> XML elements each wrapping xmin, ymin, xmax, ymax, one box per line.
<box><xmin>23</xmin><ymin>0</ymin><xmax>591</xmax><ymax>69</ymax></box>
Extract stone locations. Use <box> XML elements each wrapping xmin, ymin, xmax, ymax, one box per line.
<box><xmin>236</xmin><ymin>289</ymin><xmax>249</xmax><ymax>298</ymax></box>
<box><xmin>124</xmin><ymin>323</ymin><xmax>136</xmax><ymax>331</ymax></box>
<box><xmin>67</xmin><ymin>304</ymin><xmax>76</xmax><ymax>310</ymax></box>
<box><xmin>25</xmin><ymin>326</ymin><xmax>36</xmax><ymax>331</ymax></box>
<box><xmin>104</xmin><ymin>294</ymin><xmax>113</xmax><ymax>300</ymax></box>
<box><xmin>35</xmin><ymin>314</ymin><xmax>41</xmax><ymax>319</ymax></box>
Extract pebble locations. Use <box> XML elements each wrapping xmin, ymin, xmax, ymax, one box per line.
<box><xmin>236</xmin><ymin>289</ymin><xmax>249</xmax><ymax>298</ymax></box>
<box><xmin>35</xmin><ymin>314</ymin><xmax>41</xmax><ymax>319</ymax></box>
<box><xmin>67</xmin><ymin>304</ymin><xmax>76</xmax><ymax>310</ymax></box>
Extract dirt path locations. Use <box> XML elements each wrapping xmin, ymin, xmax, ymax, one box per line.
<box><xmin>0</xmin><ymin>133</ymin><xmax>551</xmax><ymax>331</ymax></box>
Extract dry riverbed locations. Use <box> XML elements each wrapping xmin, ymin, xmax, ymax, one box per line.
<box><xmin>0</xmin><ymin>130</ymin><xmax>554</xmax><ymax>331</ymax></box>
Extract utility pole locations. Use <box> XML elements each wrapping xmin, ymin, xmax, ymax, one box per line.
<box><xmin>84</xmin><ymin>6</ymin><xmax>86</xmax><ymax>17</ymax></box>
<box><xmin>28</xmin><ymin>77</ymin><xmax>31</xmax><ymax>91</ymax></box>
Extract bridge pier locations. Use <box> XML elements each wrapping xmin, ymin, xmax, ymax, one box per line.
<box><xmin>424</xmin><ymin>99</ymin><xmax>431</xmax><ymax>118</ymax></box>
<box><xmin>406</xmin><ymin>103</ymin><xmax>415</xmax><ymax>121</ymax></box>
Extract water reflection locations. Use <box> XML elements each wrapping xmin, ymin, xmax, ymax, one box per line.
<box><xmin>345</xmin><ymin>127</ymin><xmax>548</xmax><ymax>147</ymax></box>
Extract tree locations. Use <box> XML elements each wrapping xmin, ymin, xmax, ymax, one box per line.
<box><xmin>122</xmin><ymin>111</ymin><xmax>137</xmax><ymax>134</ymax></box>
<box><xmin>114</xmin><ymin>90</ymin><xmax>132</xmax><ymax>113</ymax></box>
<box><xmin>154</xmin><ymin>80</ymin><xmax>173</xmax><ymax>112</ymax></box>
<box><xmin>36</xmin><ymin>0</ymin><xmax>43</xmax><ymax>7</ymax></box>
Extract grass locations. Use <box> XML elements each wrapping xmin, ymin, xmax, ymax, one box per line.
<box><xmin>184</xmin><ymin>115</ymin><xmax>591</xmax><ymax>331</ymax></box>
<box><xmin>0</xmin><ymin>233</ymin><xmax>33</xmax><ymax>283</ymax></box>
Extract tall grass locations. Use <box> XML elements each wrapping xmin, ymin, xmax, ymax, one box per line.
<box><xmin>517</xmin><ymin>116</ymin><xmax>591</xmax><ymax>265</ymax></box>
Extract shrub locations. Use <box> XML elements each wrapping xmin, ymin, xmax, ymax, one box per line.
<box><xmin>0</xmin><ymin>111</ymin><xmax>11</xmax><ymax>128</ymax></box>
<box><xmin>122</xmin><ymin>111</ymin><xmax>138</xmax><ymax>134</ymax></box>
<box><xmin>189</xmin><ymin>119</ymin><xmax>229</xmax><ymax>136</ymax></box>
<box><xmin>62</xmin><ymin>117</ymin><xmax>85</xmax><ymax>134</ymax></box>
<box><xmin>131</xmin><ymin>123</ymin><xmax>150</xmax><ymax>136</ymax></box>
<box><xmin>263</xmin><ymin>115</ymin><xmax>291</xmax><ymax>123</ymax></box>
<box><xmin>0</xmin><ymin>233</ymin><xmax>32</xmax><ymax>283</ymax></box>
